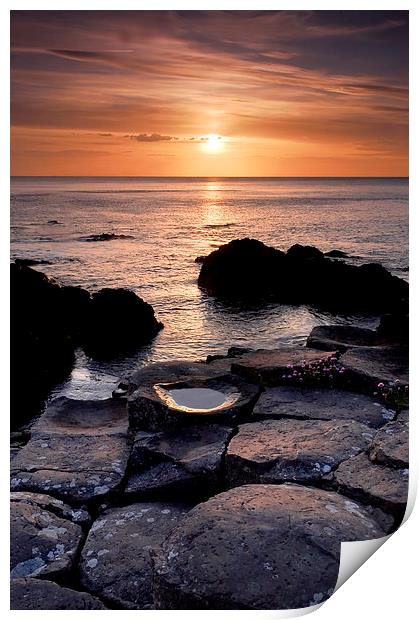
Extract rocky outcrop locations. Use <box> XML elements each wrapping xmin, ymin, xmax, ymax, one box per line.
<box><xmin>226</xmin><ymin>419</ymin><xmax>374</xmax><ymax>486</ymax></box>
<box><xmin>10</xmin><ymin>263</ymin><xmax>163</xmax><ymax>428</ymax></box>
<box><xmin>125</xmin><ymin>424</ymin><xmax>233</xmax><ymax>500</ymax></box>
<box><xmin>252</xmin><ymin>386</ymin><xmax>394</xmax><ymax>427</ymax></box>
<box><xmin>127</xmin><ymin>361</ymin><xmax>260</xmax><ymax>432</ymax></box>
<box><xmin>11</xmin><ymin>397</ymin><xmax>132</xmax><ymax>504</ymax></box>
<box><xmin>152</xmin><ymin>484</ymin><xmax>388</xmax><ymax>610</ymax></box>
<box><xmin>306</xmin><ymin>325</ymin><xmax>385</xmax><ymax>352</ymax></box>
<box><xmin>10</xmin><ymin>578</ymin><xmax>106</xmax><ymax>610</ymax></box>
<box><xmin>10</xmin><ymin>494</ymin><xmax>83</xmax><ymax>579</ymax></box>
<box><xmin>339</xmin><ymin>345</ymin><xmax>408</xmax><ymax>391</ymax></box>
<box><xmin>197</xmin><ymin>238</ymin><xmax>408</xmax><ymax>314</ymax></box>
<box><xmin>79</xmin><ymin>502</ymin><xmax>190</xmax><ymax>609</ymax></box>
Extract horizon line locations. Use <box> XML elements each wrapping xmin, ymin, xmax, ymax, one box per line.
<box><xmin>10</xmin><ymin>175</ymin><xmax>409</xmax><ymax>179</ymax></box>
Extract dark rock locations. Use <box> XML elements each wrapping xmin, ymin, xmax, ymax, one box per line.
<box><xmin>226</xmin><ymin>418</ymin><xmax>374</xmax><ymax>486</ymax></box>
<box><xmin>307</xmin><ymin>325</ymin><xmax>385</xmax><ymax>352</ymax></box>
<box><xmin>125</xmin><ymin>424</ymin><xmax>233</xmax><ymax>499</ymax></box>
<box><xmin>369</xmin><ymin>416</ymin><xmax>408</xmax><ymax>468</ymax></box>
<box><xmin>79</xmin><ymin>502</ymin><xmax>190</xmax><ymax>609</ymax></box>
<box><xmin>324</xmin><ymin>250</ymin><xmax>348</xmax><ymax>258</ymax></box>
<box><xmin>330</xmin><ymin>452</ymin><xmax>408</xmax><ymax>516</ymax></box>
<box><xmin>127</xmin><ymin>361</ymin><xmax>260</xmax><ymax>432</ymax></box>
<box><xmin>78</xmin><ymin>233</ymin><xmax>135</xmax><ymax>242</ymax></box>
<box><xmin>10</xmin><ymin>492</ymin><xmax>91</xmax><ymax>526</ymax></box>
<box><xmin>10</xmin><ymin>578</ymin><xmax>106</xmax><ymax>609</ymax></box>
<box><xmin>11</xmin><ymin>397</ymin><xmax>132</xmax><ymax>504</ymax></box>
<box><xmin>10</xmin><ymin>495</ymin><xmax>83</xmax><ymax>579</ymax></box>
<box><xmin>378</xmin><ymin>313</ymin><xmax>409</xmax><ymax>343</ymax></box>
<box><xmin>339</xmin><ymin>345</ymin><xmax>408</xmax><ymax>392</ymax></box>
<box><xmin>152</xmin><ymin>484</ymin><xmax>387</xmax><ymax>610</ymax></box>
<box><xmin>83</xmin><ymin>288</ymin><xmax>163</xmax><ymax>356</ymax></box>
<box><xmin>253</xmin><ymin>386</ymin><xmax>394</xmax><ymax>427</ymax></box>
<box><xmin>197</xmin><ymin>238</ymin><xmax>408</xmax><ymax>314</ymax></box>
<box><xmin>14</xmin><ymin>258</ymin><xmax>53</xmax><ymax>266</ymax></box>
<box><xmin>225</xmin><ymin>346</ymin><xmax>335</xmax><ymax>385</ymax></box>
<box><xmin>47</xmin><ymin>220</ymin><xmax>61</xmax><ymax>225</ymax></box>
<box><xmin>194</xmin><ymin>255</ymin><xmax>207</xmax><ymax>264</ymax></box>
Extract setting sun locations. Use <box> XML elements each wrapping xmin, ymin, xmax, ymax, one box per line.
<box><xmin>201</xmin><ymin>135</ymin><xmax>224</xmax><ymax>154</ymax></box>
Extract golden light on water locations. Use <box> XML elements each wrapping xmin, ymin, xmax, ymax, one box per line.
<box><xmin>201</xmin><ymin>134</ymin><xmax>224</xmax><ymax>154</ymax></box>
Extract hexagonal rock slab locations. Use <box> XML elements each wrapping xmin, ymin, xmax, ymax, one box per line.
<box><xmin>79</xmin><ymin>502</ymin><xmax>190</xmax><ymax>609</ymax></box>
<box><xmin>226</xmin><ymin>418</ymin><xmax>374</xmax><ymax>486</ymax></box>
<box><xmin>369</xmin><ymin>415</ymin><xmax>408</xmax><ymax>468</ymax></box>
<box><xmin>339</xmin><ymin>346</ymin><xmax>408</xmax><ymax>392</ymax></box>
<box><xmin>10</xmin><ymin>492</ymin><xmax>91</xmax><ymax>527</ymax></box>
<box><xmin>152</xmin><ymin>484</ymin><xmax>387</xmax><ymax>610</ymax></box>
<box><xmin>10</xmin><ymin>495</ymin><xmax>83</xmax><ymax>579</ymax></box>
<box><xmin>10</xmin><ymin>578</ymin><xmax>106</xmax><ymax>610</ymax></box>
<box><xmin>10</xmin><ymin>397</ymin><xmax>131</xmax><ymax>504</ymax></box>
<box><xmin>127</xmin><ymin>361</ymin><xmax>260</xmax><ymax>432</ymax></box>
<box><xmin>125</xmin><ymin>425</ymin><xmax>234</xmax><ymax>499</ymax></box>
<box><xmin>330</xmin><ymin>453</ymin><xmax>409</xmax><ymax>514</ymax></box>
<box><xmin>306</xmin><ymin>325</ymin><xmax>385</xmax><ymax>352</ymax></box>
<box><xmin>252</xmin><ymin>386</ymin><xmax>393</xmax><ymax>428</ymax></box>
<box><xmin>228</xmin><ymin>347</ymin><xmax>336</xmax><ymax>385</ymax></box>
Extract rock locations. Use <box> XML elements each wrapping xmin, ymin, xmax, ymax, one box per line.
<box><xmin>152</xmin><ymin>484</ymin><xmax>387</xmax><ymax>609</ymax></box>
<box><xmin>197</xmin><ymin>238</ymin><xmax>408</xmax><ymax>314</ymax></box>
<box><xmin>226</xmin><ymin>419</ymin><xmax>374</xmax><ymax>486</ymax></box>
<box><xmin>330</xmin><ymin>453</ymin><xmax>408</xmax><ymax>515</ymax></box>
<box><xmin>10</xmin><ymin>492</ymin><xmax>91</xmax><ymax>526</ymax></box>
<box><xmin>14</xmin><ymin>258</ymin><xmax>53</xmax><ymax>266</ymax></box>
<box><xmin>10</xmin><ymin>495</ymin><xmax>83</xmax><ymax>579</ymax></box>
<box><xmin>194</xmin><ymin>255</ymin><xmax>206</xmax><ymax>264</ymax></box>
<box><xmin>324</xmin><ymin>250</ymin><xmax>349</xmax><ymax>258</ymax></box>
<box><xmin>125</xmin><ymin>425</ymin><xmax>233</xmax><ymax>499</ymax></box>
<box><xmin>253</xmin><ymin>386</ymin><xmax>394</xmax><ymax>427</ymax></box>
<box><xmin>83</xmin><ymin>288</ymin><xmax>163</xmax><ymax>357</ymax></box>
<box><xmin>307</xmin><ymin>325</ymin><xmax>385</xmax><ymax>352</ymax></box>
<box><xmin>369</xmin><ymin>416</ymin><xmax>408</xmax><ymax>468</ymax></box>
<box><xmin>127</xmin><ymin>361</ymin><xmax>260</xmax><ymax>432</ymax></box>
<box><xmin>78</xmin><ymin>233</ymin><xmax>135</xmax><ymax>242</ymax></box>
<box><xmin>377</xmin><ymin>313</ymin><xmax>408</xmax><ymax>343</ymax></box>
<box><xmin>10</xmin><ymin>578</ymin><xmax>106</xmax><ymax>610</ymax></box>
<box><xmin>339</xmin><ymin>346</ymin><xmax>408</xmax><ymax>392</ymax></box>
<box><xmin>11</xmin><ymin>397</ymin><xmax>132</xmax><ymax>504</ymax></box>
<box><xmin>224</xmin><ymin>347</ymin><xmax>335</xmax><ymax>385</ymax></box>
<box><xmin>79</xmin><ymin>502</ymin><xmax>190</xmax><ymax>609</ymax></box>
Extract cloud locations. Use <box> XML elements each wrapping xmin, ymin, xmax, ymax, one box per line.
<box><xmin>127</xmin><ymin>133</ymin><xmax>177</xmax><ymax>142</ymax></box>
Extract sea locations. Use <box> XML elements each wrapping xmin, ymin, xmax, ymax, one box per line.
<box><xmin>11</xmin><ymin>176</ymin><xmax>409</xmax><ymax>403</ymax></box>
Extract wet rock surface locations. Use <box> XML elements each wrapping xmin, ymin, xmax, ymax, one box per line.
<box><xmin>128</xmin><ymin>361</ymin><xmax>260</xmax><ymax>431</ymax></box>
<box><xmin>226</xmin><ymin>418</ymin><xmax>374</xmax><ymax>486</ymax></box>
<box><xmin>252</xmin><ymin>386</ymin><xmax>393</xmax><ymax>427</ymax></box>
<box><xmin>369</xmin><ymin>415</ymin><xmax>409</xmax><ymax>468</ymax></box>
<box><xmin>11</xmin><ymin>397</ymin><xmax>132</xmax><ymax>504</ymax></box>
<box><xmin>330</xmin><ymin>453</ymin><xmax>408</xmax><ymax>514</ymax></box>
<box><xmin>340</xmin><ymin>346</ymin><xmax>408</xmax><ymax>391</ymax></box>
<box><xmin>79</xmin><ymin>502</ymin><xmax>190</xmax><ymax>609</ymax></box>
<box><xmin>10</xmin><ymin>495</ymin><xmax>83</xmax><ymax>579</ymax></box>
<box><xmin>307</xmin><ymin>325</ymin><xmax>385</xmax><ymax>352</ymax></box>
<box><xmin>10</xmin><ymin>578</ymin><xmax>106</xmax><ymax>610</ymax></box>
<box><xmin>152</xmin><ymin>484</ymin><xmax>387</xmax><ymax>610</ymax></box>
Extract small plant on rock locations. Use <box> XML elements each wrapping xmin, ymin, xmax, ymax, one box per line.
<box><xmin>374</xmin><ymin>380</ymin><xmax>408</xmax><ymax>414</ymax></box>
<box><xmin>281</xmin><ymin>356</ymin><xmax>346</xmax><ymax>388</ymax></box>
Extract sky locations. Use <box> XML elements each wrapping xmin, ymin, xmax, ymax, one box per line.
<box><xmin>10</xmin><ymin>10</ymin><xmax>409</xmax><ymax>177</ymax></box>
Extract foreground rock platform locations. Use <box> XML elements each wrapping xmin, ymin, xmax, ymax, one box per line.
<box><xmin>152</xmin><ymin>484</ymin><xmax>388</xmax><ymax>610</ymax></box>
<box><xmin>226</xmin><ymin>419</ymin><xmax>374</xmax><ymax>486</ymax></box>
<box><xmin>10</xmin><ymin>494</ymin><xmax>83</xmax><ymax>579</ymax></box>
<box><xmin>11</xmin><ymin>397</ymin><xmax>132</xmax><ymax>504</ymax></box>
<box><xmin>252</xmin><ymin>386</ymin><xmax>393</xmax><ymax>428</ymax></box>
<box><xmin>125</xmin><ymin>424</ymin><xmax>233</xmax><ymax>499</ymax></box>
<box><xmin>340</xmin><ymin>346</ymin><xmax>408</xmax><ymax>391</ymax></box>
<box><xmin>10</xmin><ymin>578</ymin><xmax>106</xmax><ymax>610</ymax></box>
<box><xmin>306</xmin><ymin>325</ymin><xmax>385</xmax><ymax>352</ymax></box>
<box><xmin>127</xmin><ymin>361</ymin><xmax>260</xmax><ymax>431</ymax></box>
<box><xmin>79</xmin><ymin>502</ymin><xmax>190</xmax><ymax>609</ymax></box>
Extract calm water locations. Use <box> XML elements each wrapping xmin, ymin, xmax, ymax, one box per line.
<box><xmin>11</xmin><ymin>176</ymin><xmax>408</xmax><ymax>402</ymax></box>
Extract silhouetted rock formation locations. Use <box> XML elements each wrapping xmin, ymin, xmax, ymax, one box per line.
<box><xmin>197</xmin><ymin>238</ymin><xmax>408</xmax><ymax>313</ymax></box>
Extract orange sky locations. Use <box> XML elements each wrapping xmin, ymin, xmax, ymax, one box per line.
<box><xmin>10</xmin><ymin>11</ymin><xmax>408</xmax><ymax>177</ymax></box>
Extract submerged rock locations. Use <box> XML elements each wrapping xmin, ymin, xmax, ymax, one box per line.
<box><xmin>307</xmin><ymin>325</ymin><xmax>385</xmax><ymax>352</ymax></box>
<box><xmin>10</xmin><ymin>495</ymin><xmax>83</xmax><ymax>579</ymax></box>
<box><xmin>78</xmin><ymin>233</ymin><xmax>135</xmax><ymax>242</ymax></box>
<box><xmin>252</xmin><ymin>386</ymin><xmax>393</xmax><ymax>427</ymax></box>
<box><xmin>79</xmin><ymin>502</ymin><xmax>190</xmax><ymax>609</ymax></box>
<box><xmin>10</xmin><ymin>578</ymin><xmax>106</xmax><ymax>610</ymax></box>
<box><xmin>152</xmin><ymin>484</ymin><xmax>387</xmax><ymax>610</ymax></box>
<box><xmin>10</xmin><ymin>397</ymin><xmax>131</xmax><ymax>504</ymax></box>
<box><xmin>226</xmin><ymin>418</ymin><xmax>374</xmax><ymax>486</ymax></box>
<box><xmin>340</xmin><ymin>345</ymin><xmax>408</xmax><ymax>391</ymax></box>
<box><xmin>197</xmin><ymin>238</ymin><xmax>408</xmax><ymax>314</ymax></box>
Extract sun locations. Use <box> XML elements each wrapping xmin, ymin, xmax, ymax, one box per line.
<box><xmin>201</xmin><ymin>134</ymin><xmax>224</xmax><ymax>153</ymax></box>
